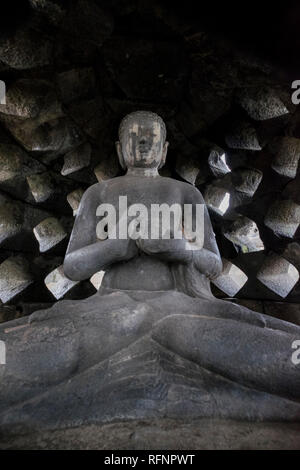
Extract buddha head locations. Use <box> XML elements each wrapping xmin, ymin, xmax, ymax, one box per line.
<box><xmin>116</xmin><ymin>111</ymin><xmax>169</xmax><ymax>170</ymax></box>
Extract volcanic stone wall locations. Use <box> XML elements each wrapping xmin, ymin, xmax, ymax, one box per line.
<box><xmin>0</xmin><ymin>0</ymin><xmax>300</xmax><ymax>323</ymax></box>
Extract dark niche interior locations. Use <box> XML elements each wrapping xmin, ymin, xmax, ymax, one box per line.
<box><xmin>0</xmin><ymin>0</ymin><xmax>300</xmax><ymax>325</ymax></box>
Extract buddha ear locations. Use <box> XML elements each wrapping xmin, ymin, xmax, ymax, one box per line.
<box><xmin>159</xmin><ymin>141</ymin><xmax>169</xmax><ymax>169</ymax></box>
<box><xmin>115</xmin><ymin>141</ymin><xmax>126</xmax><ymax>170</ymax></box>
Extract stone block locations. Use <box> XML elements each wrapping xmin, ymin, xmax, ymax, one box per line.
<box><xmin>27</xmin><ymin>172</ymin><xmax>55</xmax><ymax>203</ymax></box>
<box><xmin>208</xmin><ymin>148</ymin><xmax>230</xmax><ymax>178</ymax></box>
<box><xmin>0</xmin><ymin>256</ymin><xmax>33</xmax><ymax>303</ymax></box>
<box><xmin>225</xmin><ymin>121</ymin><xmax>262</xmax><ymax>151</ymax></box>
<box><xmin>264</xmin><ymin>199</ymin><xmax>300</xmax><ymax>238</ymax></box>
<box><xmin>231</xmin><ymin>167</ymin><xmax>263</xmax><ymax>196</ymax></box>
<box><xmin>204</xmin><ymin>186</ymin><xmax>231</xmax><ymax>216</ymax></box>
<box><xmin>212</xmin><ymin>259</ymin><xmax>248</xmax><ymax>296</ymax></box>
<box><xmin>61</xmin><ymin>142</ymin><xmax>91</xmax><ymax>176</ymax></box>
<box><xmin>67</xmin><ymin>188</ymin><xmax>85</xmax><ymax>216</ymax></box>
<box><xmin>44</xmin><ymin>265</ymin><xmax>79</xmax><ymax>300</ymax></box>
<box><xmin>236</xmin><ymin>87</ymin><xmax>289</xmax><ymax>121</ymax></box>
<box><xmin>0</xmin><ymin>27</ymin><xmax>52</xmax><ymax>70</ymax></box>
<box><xmin>33</xmin><ymin>217</ymin><xmax>67</xmax><ymax>252</ymax></box>
<box><xmin>270</xmin><ymin>137</ymin><xmax>300</xmax><ymax>178</ymax></box>
<box><xmin>0</xmin><ymin>79</ymin><xmax>61</xmax><ymax>119</ymax></box>
<box><xmin>223</xmin><ymin>216</ymin><xmax>264</xmax><ymax>252</ymax></box>
<box><xmin>257</xmin><ymin>254</ymin><xmax>299</xmax><ymax>298</ymax></box>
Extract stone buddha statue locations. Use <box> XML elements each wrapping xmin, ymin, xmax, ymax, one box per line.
<box><xmin>1</xmin><ymin>111</ymin><xmax>300</xmax><ymax>441</ymax></box>
<box><xmin>64</xmin><ymin>110</ymin><xmax>222</xmax><ymax>297</ymax></box>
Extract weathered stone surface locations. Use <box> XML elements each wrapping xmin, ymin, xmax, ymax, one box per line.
<box><xmin>44</xmin><ymin>265</ymin><xmax>79</xmax><ymax>300</ymax></box>
<box><xmin>264</xmin><ymin>199</ymin><xmax>300</xmax><ymax>238</ymax></box>
<box><xmin>0</xmin><ymin>198</ymin><xmax>23</xmax><ymax>245</ymax></box>
<box><xmin>282</xmin><ymin>242</ymin><xmax>300</xmax><ymax>270</ymax></box>
<box><xmin>0</xmin><ymin>79</ymin><xmax>61</xmax><ymax>119</ymax></box>
<box><xmin>270</xmin><ymin>137</ymin><xmax>300</xmax><ymax>178</ymax></box>
<box><xmin>223</xmin><ymin>216</ymin><xmax>264</xmax><ymax>252</ymax></box>
<box><xmin>27</xmin><ymin>172</ymin><xmax>55</xmax><ymax>203</ymax></box>
<box><xmin>5</xmin><ymin>117</ymin><xmax>82</xmax><ymax>157</ymax></box>
<box><xmin>231</xmin><ymin>167</ymin><xmax>263</xmax><ymax>196</ymax></box>
<box><xmin>175</xmin><ymin>141</ymin><xmax>228</xmax><ymax>184</ymax></box>
<box><xmin>33</xmin><ymin>217</ymin><xmax>67</xmax><ymax>253</ymax></box>
<box><xmin>204</xmin><ymin>185</ymin><xmax>231</xmax><ymax>216</ymax></box>
<box><xmin>283</xmin><ymin>175</ymin><xmax>300</xmax><ymax>204</ymax></box>
<box><xmin>0</xmin><ymin>27</ymin><xmax>52</xmax><ymax>70</ymax></box>
<box><xmin>236</xmin><ymin>87</ymin><xmax>289</xmax><ymax>121</ymax></box>
<box><xmin>0</xmin><ymin>144</ymin><xmax>44</xmax><ymax>182</ymax></box>
<box><xmin>257</xmin><ymin>254</ymin><xmax>299</xmax><ymax>298</ymax></box>
<box><xmin>2</xmin><ymin>289</ymin><xmax>300</xmax><ymax>437</ymax></box>
<box><xmin>57</xmin><ymin>67</ymin><xmax>96</xmax><ymax>104</ymax></box>
<box><xmin>1</xmin><ymin>419</ymin><xmax>300</xmax><ymax>450</ymax></box>
<box><xmin>0</xmin><ymin>256</ymin><xmax>33</xmax><ymax>303</ymax></box>
<box><xmin>226</xmin><ymin>121</ymin><xmax>262</xmax><ymax>151</ymax></box>
<box><xmin>66</xmin><ymin>188</ymin><xmax>85</xmax><ymax>216</ymax></box>
<box><xmin>208</xmin><ymin>147</ymin><xmax>230</xmax><ymax>177</ymax></box>
<box><xmin>0</xmin><ymin>193</ymin><xmax>50</xmax><ymax>250</ymax></box>
<box><xmin>67</xmin><ymin>98</ymin><xmax>105</xmax><ymax>140</ymax></box>
<box><xmin>61</xmin><ymin>142</ymin><xmax>91</xmax><ymax>176</ymax></box>
<box><xmin>212</xmin><ymin>259</ymin><xmax>248</xmax><ymax>296</ymax></box>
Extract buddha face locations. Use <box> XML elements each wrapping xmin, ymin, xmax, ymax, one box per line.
<box><xmin>116</xmin><ymin>115</ymin><xmax>168</xmax><ymax>169</ymax></box>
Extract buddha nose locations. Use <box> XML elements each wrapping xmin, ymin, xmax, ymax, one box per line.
<box><xmin>139</xmin><ymin>138</ymin><xmax>147</xmax><ymax>144</ymax></box>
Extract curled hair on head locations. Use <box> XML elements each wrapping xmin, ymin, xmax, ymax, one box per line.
<box><xmin>118</xmin><ymin>110</ymin><xmax>167</xmax><ymax>142</ymax></box>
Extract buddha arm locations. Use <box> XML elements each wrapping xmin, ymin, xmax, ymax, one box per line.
<box><xmin>63</xmin><ymin>184</ymin><xmax>137</xmax><ymax>281</ymax></box>
<box><xmin>187</xmin><ymin>187</ymin><xmax>223</xmax><ymax>279</ymax></box>
<box><xmin>138</xmin><ymin>186</ymin><xmax>222</xmax><ymax>280</ymax></box>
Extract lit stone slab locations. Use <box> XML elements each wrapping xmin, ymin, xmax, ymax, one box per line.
<box><xmin>270</xmin><ymin>137</ymin><xmax>300</xmax><ymax>178</ymax></box>
<box><xmin>33</xmin><ymin>217</ymin><xmax>67</xmax><ymax>252</ymax></box>
<box><xmin>236</xmin><ymin>87</ymin><xmax>289</xmax><ymax>121</ymax></box>
<box><xmin>265</xmin><ymin>200</ymin><xmax>300</xmax><ymax>238</ymax></box>
<box><xmin>204</xmin><ymin>186</ymin><xmax>230</xmax><ymax>216</ymax></box>
<box><xmin>61</xmin><ymin>142</ymin><xmax>91</xmax><ymax>176</ymax></box>
<box><xmin>67</xmin><ymin>188</ymin><xmax>85</xmax><ymax>216</ymax></box>
<box><xmin>0</xmin><ymin>256</ymin><xmax>33</xmax><ymax>303</ymax></box>
<box><xmin>208</xmin><ymin>149</ymin><xmax>230</xmax><ymax>178</ymax></box>
<box><xmin>90</xmin><ymin>271</ymin><xmax>105</xmax><ymax>290</ymax></box>
<box><xmin>223</xmin><ymin>216</ymin><xmax>264</xmax><ymax>253</ymax></box>
<box><xmin>212</xmin><ymin>259</ymin><xmax>248</xmax><ymax>297</ymax></box>
<box><xmin>44</xmin><ymin>265</ymin><xmax>79</xmax><ymax>300</ymax></box>
<box><xmin>257</xmin><ymin>254</ymin><xmax>299</xmax><ymax>298</ymax></box>
<box><xmin>27</xmin><ymin>172</ymin><xmax>55</xmax><ymax>203</ymax></box>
